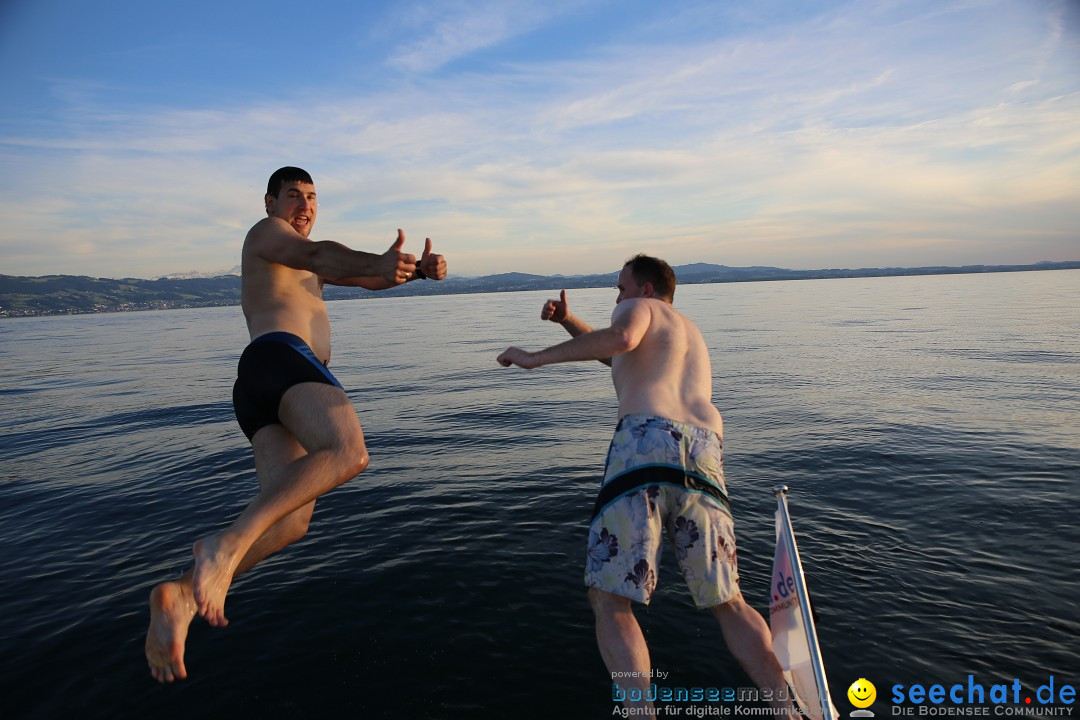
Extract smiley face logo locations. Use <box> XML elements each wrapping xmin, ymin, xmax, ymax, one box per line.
<box><xmin>847</xmin><ymin>678</ymin><xmax>876</xmax><ymax>708</ymax></box>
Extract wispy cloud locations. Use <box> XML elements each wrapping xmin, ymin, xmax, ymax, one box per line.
<box><xmin>382</xmin><ymin>0</ymin><xmax>590</xmax><ymax>73</ymax></box>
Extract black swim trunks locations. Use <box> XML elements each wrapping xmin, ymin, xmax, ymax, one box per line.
<box><xmin>232</xmin><ymin>331</ymin><xmax>345</xmax><ymax>441</ymax></box>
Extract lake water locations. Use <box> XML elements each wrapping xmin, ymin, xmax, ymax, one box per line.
<box><xmin>0</xmin><ymin>270</ymin><xmax>1077</xmax><ymax>719</ymax></box>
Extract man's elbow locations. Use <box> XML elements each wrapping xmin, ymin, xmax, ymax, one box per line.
<box><xmin>609</xmin><ymin>328</ymin><xmax>638</xmax><ymax>355</ymax></box>
<box><xmin>306</xmin><ymin>243</ymin><xmax>341</xmax><ymax>279</ymax></box>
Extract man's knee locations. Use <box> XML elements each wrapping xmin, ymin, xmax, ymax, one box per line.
<box><xmin>321</xmin><ymin>427</ymin><xmax>368</xmax><ymax>487</ymax></box>
<box><xmin>326</xmin><ymin>404</ymin><xmax>368</xmax><ymax>481</ymax></box>
<box><xmin>588</xmin><ymin>587</ymin><xmax>632</xmax><ymax>616</ymax></box>
<box><xmin>709</xmin><ymin>592</ymin><xmax>773</xmax><ymax>642</ymax></box>
<box><xmin>341</xmin><ymin>446</ymin><xmax>369</xmax><ymax>481</ymax></box>
<box><xmin>709</xmin><ymin>591</ymin><xmax>749</xmax><ymax>620</ymax></box>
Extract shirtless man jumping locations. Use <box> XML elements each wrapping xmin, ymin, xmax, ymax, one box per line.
<box><xmin>145</xmin><ymin>166</ymin><xmax>447</xmax><ymax>683</ymax></box>
<box><xmin>497</xmin><ymin>255</ymin><xmax>793</xmax><ymax>715</ymax></box>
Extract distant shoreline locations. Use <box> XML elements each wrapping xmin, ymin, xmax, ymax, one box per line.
<box><xmin>2</xmin><ymin>260</ymin><xmax>1077</xmax><ymax>318</ymax></box>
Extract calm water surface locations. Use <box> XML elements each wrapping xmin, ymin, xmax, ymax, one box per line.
<box><xmin>0</xmin><ymin>270</ymin><xmax>1077</xmax><ymax>719</ymax></box>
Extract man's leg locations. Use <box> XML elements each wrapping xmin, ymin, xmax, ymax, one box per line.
<box><xmin>191</xmin><ymin>382</ymin><xmax>368</xmax><ymax>626</ymax></box>
<box><xmin>146</xmin><ymin>425</ymin><xmax>318</xmax><ymax>682</ymax></box>
<box><xmin>588</xmin><ymin>587</ymin><xmax>655</xmax><ymax>711</ymax></box>
<box><xmin>710</xmin><ymin>593</ymin><xmax>796</xmax><ymax>716</ymax></box>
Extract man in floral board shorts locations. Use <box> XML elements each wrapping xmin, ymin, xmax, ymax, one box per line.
<box><xmin>586</xmin><ymin>414</ymin><xmax>739</xmax><ymax>608</ymax></box>
<box><xmin>499</xmin><ymin>255</ymin><xmax>794</xmax><ymax>715</ymax></box>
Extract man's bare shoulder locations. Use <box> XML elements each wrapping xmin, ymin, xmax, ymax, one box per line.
<box><xmin>610</xmin><ymin>297</ymin><xmax>654</xmax><ymax>320</ymax></box>
<box><xmin>613</xmin><ymin>297</ymin><xmax>683</xmax><ymax>324</ymax></box>
<box><xmin>242</xmin><ymin>217</ymin><xmax>313</xmax><ymax>271</ymax></box>
<box><xmin>244</xmin><ymin>217</ymin><xmax>294</xmax><ymax>247</ymax></box>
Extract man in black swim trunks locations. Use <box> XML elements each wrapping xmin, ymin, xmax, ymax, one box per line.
<box><xmin>145</xmin><ymin>167</ymin><xmax>448</xmax><ymax>683</ymax></box>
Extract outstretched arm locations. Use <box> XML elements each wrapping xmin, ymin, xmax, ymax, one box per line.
<box><xmin>249</xmin><ymin>219</ymin><xmax>415</xmax><ymax>286</ymax></box>
<box><xmin>331</xmin><ymin>236</ymin><xmax>448</xmax><ymax>290</ymax></box>
<box><xmin>498</xmin><ymin>298</ymin><xmax>651</xmax><ymax>370</ymax></box>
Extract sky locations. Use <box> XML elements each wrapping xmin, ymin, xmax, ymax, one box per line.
<box><xmin>0</xmin><ymin>0</ymin><xmax>1077</xmax><ymax>279</ymax></box>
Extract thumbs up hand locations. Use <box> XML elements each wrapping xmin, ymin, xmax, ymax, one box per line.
<box><xmin>380</xmin><ymin>229</ymin><xmax>417</xmax><ymax>285</ymax></box>
<box><xmin>417</xmin><ymin>237</ymin><xmax>447</xmax><ymax>281</ymax></box>
<box><xmin>541</xmin><ymin>289</ymin><xmax>569</xmax><ymax>323</ymax></box>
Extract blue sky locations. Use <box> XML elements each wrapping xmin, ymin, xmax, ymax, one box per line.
<box><xmin>1</xmin><ymin>0</ymin><xmax>1077</xmax><ymax>279</ymax></box>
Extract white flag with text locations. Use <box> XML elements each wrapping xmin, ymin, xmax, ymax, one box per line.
<box><xmin>769</xmin><ymin>490</ymin><xmax>838</xmax><ymax>720</ymax></box>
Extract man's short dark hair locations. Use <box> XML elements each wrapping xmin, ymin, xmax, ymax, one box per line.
<box><xmin>624</xmin><ymin>254</ymin><xmax>677</xmax><ymax>300</ymax></box>
<box><xmin>267</xmin><ymin>167</ymin><xmax>314</xmax><ymax>198</ymax></box>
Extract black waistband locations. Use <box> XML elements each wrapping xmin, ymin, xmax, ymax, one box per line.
<box><xmin>590</xmin><ymin>466</ymin><xmax>731</xmax><ymax>522</ymax></box>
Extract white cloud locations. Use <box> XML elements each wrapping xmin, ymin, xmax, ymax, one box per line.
<box><xmin>382</xmin><ymin>0</ymin><xmax>591</xmax><ymax>73</ymax></box>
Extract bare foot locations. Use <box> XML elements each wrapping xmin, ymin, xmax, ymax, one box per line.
<box><xmin>146</xmin><ymin>580</ymin><xmax>197</xmax><ymax>683</ymax></box>
<box><xmin>192</xmin><ymin>534</ymin><xmax>240</xmax><ymax>627</ymax></box>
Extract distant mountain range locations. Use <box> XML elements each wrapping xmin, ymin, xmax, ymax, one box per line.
<box><xmin>155</xmin><ymin>266</ymin><xmax>241</xmax><ymax>280</ymax></box>
<box><xmin>1</xmin><ymin>260</ymin><xmax>1077</xmax><ymax>318</ymax></box>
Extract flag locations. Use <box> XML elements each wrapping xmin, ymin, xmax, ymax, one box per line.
<box><xmin>769</xmin><ymin>486</ymin><xmax>838</xmax><ymax>720</ymax></box>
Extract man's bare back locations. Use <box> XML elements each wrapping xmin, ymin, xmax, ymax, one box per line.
<box><xmin>610</xmin><ymin>297</ymin><xmax>723</xmax><ymax>437</ymax></box>
<box><xmin>497</xmin><ymin>263</ymin><xmax>723</xmax><ymax>437</ymax></box>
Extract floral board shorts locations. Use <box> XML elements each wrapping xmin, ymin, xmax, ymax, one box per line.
<box><xmin>584</xmin><ymin>414</ymin><xmax>740</xmax><ymax>608</ymax></box>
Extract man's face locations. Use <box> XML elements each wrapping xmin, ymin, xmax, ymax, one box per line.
<box><xmin>616</xmin><ymin>266</ymin><xmax>650</xmax><ymax>304</ymax></box>
<box><xmin>266</xmin><ymin>181</ymin><xmax>318</xmax><ymax>237</ymax></box>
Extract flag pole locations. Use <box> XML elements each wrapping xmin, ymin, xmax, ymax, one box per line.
<box><xmin>773</xmin><ymin>484</ymin><xmax>837</xmax><ymax>720</ymax></box>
